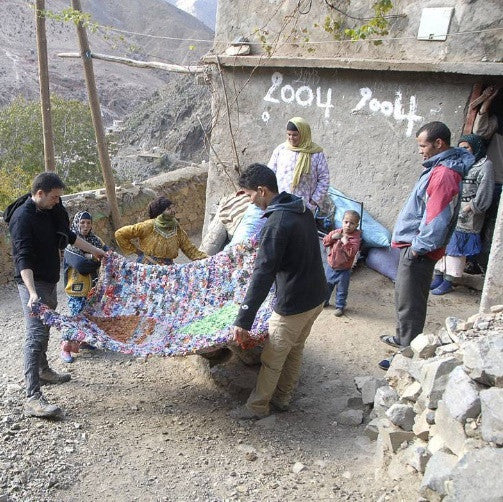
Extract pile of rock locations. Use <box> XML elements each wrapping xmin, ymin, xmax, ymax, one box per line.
<box><xmin>359</xmin><ymin>306</ymin><xmax>503</xmax><ymax>501</ymax></box>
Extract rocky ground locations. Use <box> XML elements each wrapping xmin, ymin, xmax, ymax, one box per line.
<box><xmin>0</xmin><ymin>255</ymin><xmax>481</xmax><ymax>502</ymax></box>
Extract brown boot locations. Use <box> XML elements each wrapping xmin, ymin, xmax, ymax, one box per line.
<box><xmin>24</xmin><ymin>392</ymin><xmax>62</xmax><ymax>418</ymax></box>
<box><xmin>270</xmin><ymin>398</ymin><xmax>290</xmax><ymax>412</ymax></box>
<box><xmin>39</xmin><ymin>367</ymin><xmax>71</xmax><ymax>385</ymax></box>
<box><xmin>229</xmin><ymin>405</ymin><xmax>268</xmax><ymax>420</ymax></box>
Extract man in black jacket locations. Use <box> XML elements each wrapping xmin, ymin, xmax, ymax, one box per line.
<box><xmin>231</xmin><ymin>163</ymin><xmax>327</xmax><ymax>419</ymax></box>
<box><xmin>4</xmin><ymin>172</ymin><xmax>107</xmax><ymax>418</ymax></box>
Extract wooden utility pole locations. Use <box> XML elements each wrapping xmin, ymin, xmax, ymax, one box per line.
<box><xmin>35</xmin><ymin>0</ymin><xmax>56</xmax><ymax>172</ymax></box>
<box><xmin>71</xmin><ymin>0</ymin><xmax>121</xmax><ymax>230</ymax></box>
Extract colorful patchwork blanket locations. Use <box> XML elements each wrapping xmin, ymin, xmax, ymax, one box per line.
<box><xmin>33</xmin><ymin>241</ymin><xmax>273</xmax><ymax>357</ymax></box>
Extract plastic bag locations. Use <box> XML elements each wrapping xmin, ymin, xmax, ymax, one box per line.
<box><xmin>327</xmin><ymin>187</ymin><xmax>391</xmax><ymax>248</ymax></box>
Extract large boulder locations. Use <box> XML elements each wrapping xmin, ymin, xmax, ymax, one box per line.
<box><xmin>420</xmin><ymin>450</ymin><xmax>458</xmax><ymax>497</ymax></box>
<box><xmin>374</xmin><ymin>385</ymin><xmax>399</xmax><ymax>418</ymax></box>
<box><xmin>433</xmin><ymin>401</ymin><xmax>467</xmax><ymax>457</ymax></box>
<box><xmin>358</xmin><ymin>376</ymin><xmax>387</xmax><ymax>405</ymax></box>
<box><xmin>413</xmin><ymin>408</ymin><xmax>432</xmax><ymax>441</ymax></box>
<box><xmin>462</xmin><ymin>334</ymin><xmax>503</xmax><ymax>387</ymax></box>
<box><xmin>378</xmin><ymin>423</ymin><xmax>415</xmax><ymax>453</ymax></box>
<box><xmin>442</xmin><ymin>366</ymin><xmax>481</xmax><ymax>423</ymax></box>
<box><xmin>405</xmin><ymin>441</ymin><xmax>431</xmax><ymax>474</ymax></box>
<box><xmin>229</xmin><ymin>345</ymin><xmax>262</xmax><ymax>366</ymax></box>
<box><xmin>386</xmin><ymin>403</ymin><xmax>416</xmax><ymax>431</ymax></box>
<box><xmin>444</xmin><ymin>448</ymin><xmax>503</xmax><ymax>501</ymax></box>
<box><xmin>419</xmin><ymin>356</ymin><xmax>462</xmax><ymax>409</ymax></box>
<box><xmin>480</xmin><ymin>387</ymin><xmax>503</xmax><ymax>445</ymax></box>
<box><xmin>410</xmin><ymin>333</ymin><xmax>441</xmax><ymax>359</ymax></box>
<box><xmin>386</xmin><ymin>354</ymin><xmax>414</xmax><ymax>392</ymax></box>
<box><xmin>401</xmin><ymin>381</ymin><xmax>422</xmax><ymax>402</ymax></box>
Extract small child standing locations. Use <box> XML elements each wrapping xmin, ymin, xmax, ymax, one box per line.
<box><xmin>62</xmin><ymin>211</ymin><xmax>107</xmax><ymax>362</ymax></box>
<box><xmin>430</xmin><ymin>134</ymin><xmax>494</xmax><ymax>295</ymax></box>
<box><xmin>322</xmin><ymin>210</ymin><xmax>361</xmax><ymax>316</ymax></box>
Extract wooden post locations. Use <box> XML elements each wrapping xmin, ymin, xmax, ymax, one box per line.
<box><xmin>57</xmin><ymin>52</ymin><xmax>205</xmax><ymax>74</ymax></box>
<box><xmin>35</xmin><ymin>0</ymin><xmax>56</xmax><ymax>172</ymax></box>
<box><xmin>71</xmin><ymin>0</ymin><xmax>121</xmax><ymax>230</ymax></box>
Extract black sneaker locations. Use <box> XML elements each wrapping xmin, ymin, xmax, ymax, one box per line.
<box><xmin>464</xmin><ymin>261</ymin><xmax>484</xmax><ymax>275</ymax></box>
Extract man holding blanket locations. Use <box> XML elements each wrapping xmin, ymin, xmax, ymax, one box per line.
<box><xmin>231</xmin><ymin>163</ymin><xmax>327</xmax><ymax>419</ymax></box>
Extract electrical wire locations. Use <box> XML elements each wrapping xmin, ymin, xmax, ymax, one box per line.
<box><xmin>258</xmin><ymin>26</ymin><xmax>503</xmax><ymax>45</ymax></box>
<box><xmin>104</xmin><ymin>25</ymin><xmax>215</xmax><ymax>43</ymax></box>
<box><xmin>102</xmin><ymin>24</ymin><xmax>503</xmax><ymax>46</ymax></box>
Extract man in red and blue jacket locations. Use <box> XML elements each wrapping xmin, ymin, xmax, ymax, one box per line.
<box><xmin>379</xmin><ymin>122</ymin><xmax>474</xmax><ymax>370</ymax></box>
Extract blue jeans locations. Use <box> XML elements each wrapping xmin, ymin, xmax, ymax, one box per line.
<box><xmin>17</xmin><ymin>281</ymin><xmax>58</xmax><ymax>397</ymax></box>
<box><xmin>325</xmin><ymin>266</ymin><xmax>351</xmax><ymax>309</ymax></box>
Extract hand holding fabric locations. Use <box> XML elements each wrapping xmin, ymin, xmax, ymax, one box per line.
<box><xmin>233</xmin><ymin>326</ymin><xmax>252</xmax><ymax>349</ymax></box>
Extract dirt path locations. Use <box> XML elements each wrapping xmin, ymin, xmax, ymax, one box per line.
<box><xmin>0</xmin><ymin>263</ymin><xmax>480</xmax><ymax>501</ymax></box>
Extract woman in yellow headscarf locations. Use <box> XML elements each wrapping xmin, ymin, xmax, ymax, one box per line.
<box><xmin>268</xmin><ymin>117</ymin><xmax>330</xmax><ymax>211</ymax></box>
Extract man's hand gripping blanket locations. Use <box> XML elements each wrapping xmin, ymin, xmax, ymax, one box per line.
<box><xmin>32</xmin><ymin>240</ymin><xmax>273</xmax><ymax>357</ymax></box>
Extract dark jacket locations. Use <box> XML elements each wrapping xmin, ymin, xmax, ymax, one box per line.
<box><xmin>63</xmin><ymin>247</ymin><xmax>102</xmax><ymax>285</ymax></box>
<box><xmin>63</xmin><ymin>235</ymin><xmax>107</xmax><ymax>294</ymax></box>
<box><xmin>234</xmin><ymin>192</ymin><xmax>328</xmax><ymax>330</ymax></box>
<box><xmin>5</xmin><ymin>196</ymin><xmax>76</xmax><ymax>284</ymax></box>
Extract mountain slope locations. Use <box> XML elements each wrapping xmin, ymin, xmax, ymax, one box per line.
<box><xmin>0</xmin><ymin>0</ymin><xmax>214</xmax><ymax>120</ymax></box>
<box><xmin>112</xmin><ymin>74</ymin><xmax>211</xmax><ymax>182</ymax></box>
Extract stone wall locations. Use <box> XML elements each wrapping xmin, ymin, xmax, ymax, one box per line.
<box><xmin>0</xmin><ymin>164</ymin><xmax>208</xmax><ymax>285</ymax></box>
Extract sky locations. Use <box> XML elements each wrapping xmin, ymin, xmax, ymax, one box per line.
<box><xmin>163</xmin><ymin>0</ymin><xmax>216</xmax><ymax>30</ymax></box>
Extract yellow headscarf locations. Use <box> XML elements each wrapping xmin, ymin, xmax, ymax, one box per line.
<box><xmin>285</xmin><ymin>117</ymin><xmax>323</xmax><ymax>189</ymax></box>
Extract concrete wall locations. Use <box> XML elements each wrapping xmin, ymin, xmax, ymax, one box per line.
<box><xmin>214</xmin><ymin>0</ymin><xmax>502</xmax><ymax>64</ymax></box>
<box><xmin>205</xmin><ymin>66</ymin><xmax>487</xmax><ymax>228</ymax></box>
<box><xmin>0</xmin><ymin>164</ymin><xmax>208</xmax><ymax>285</ymax></box>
